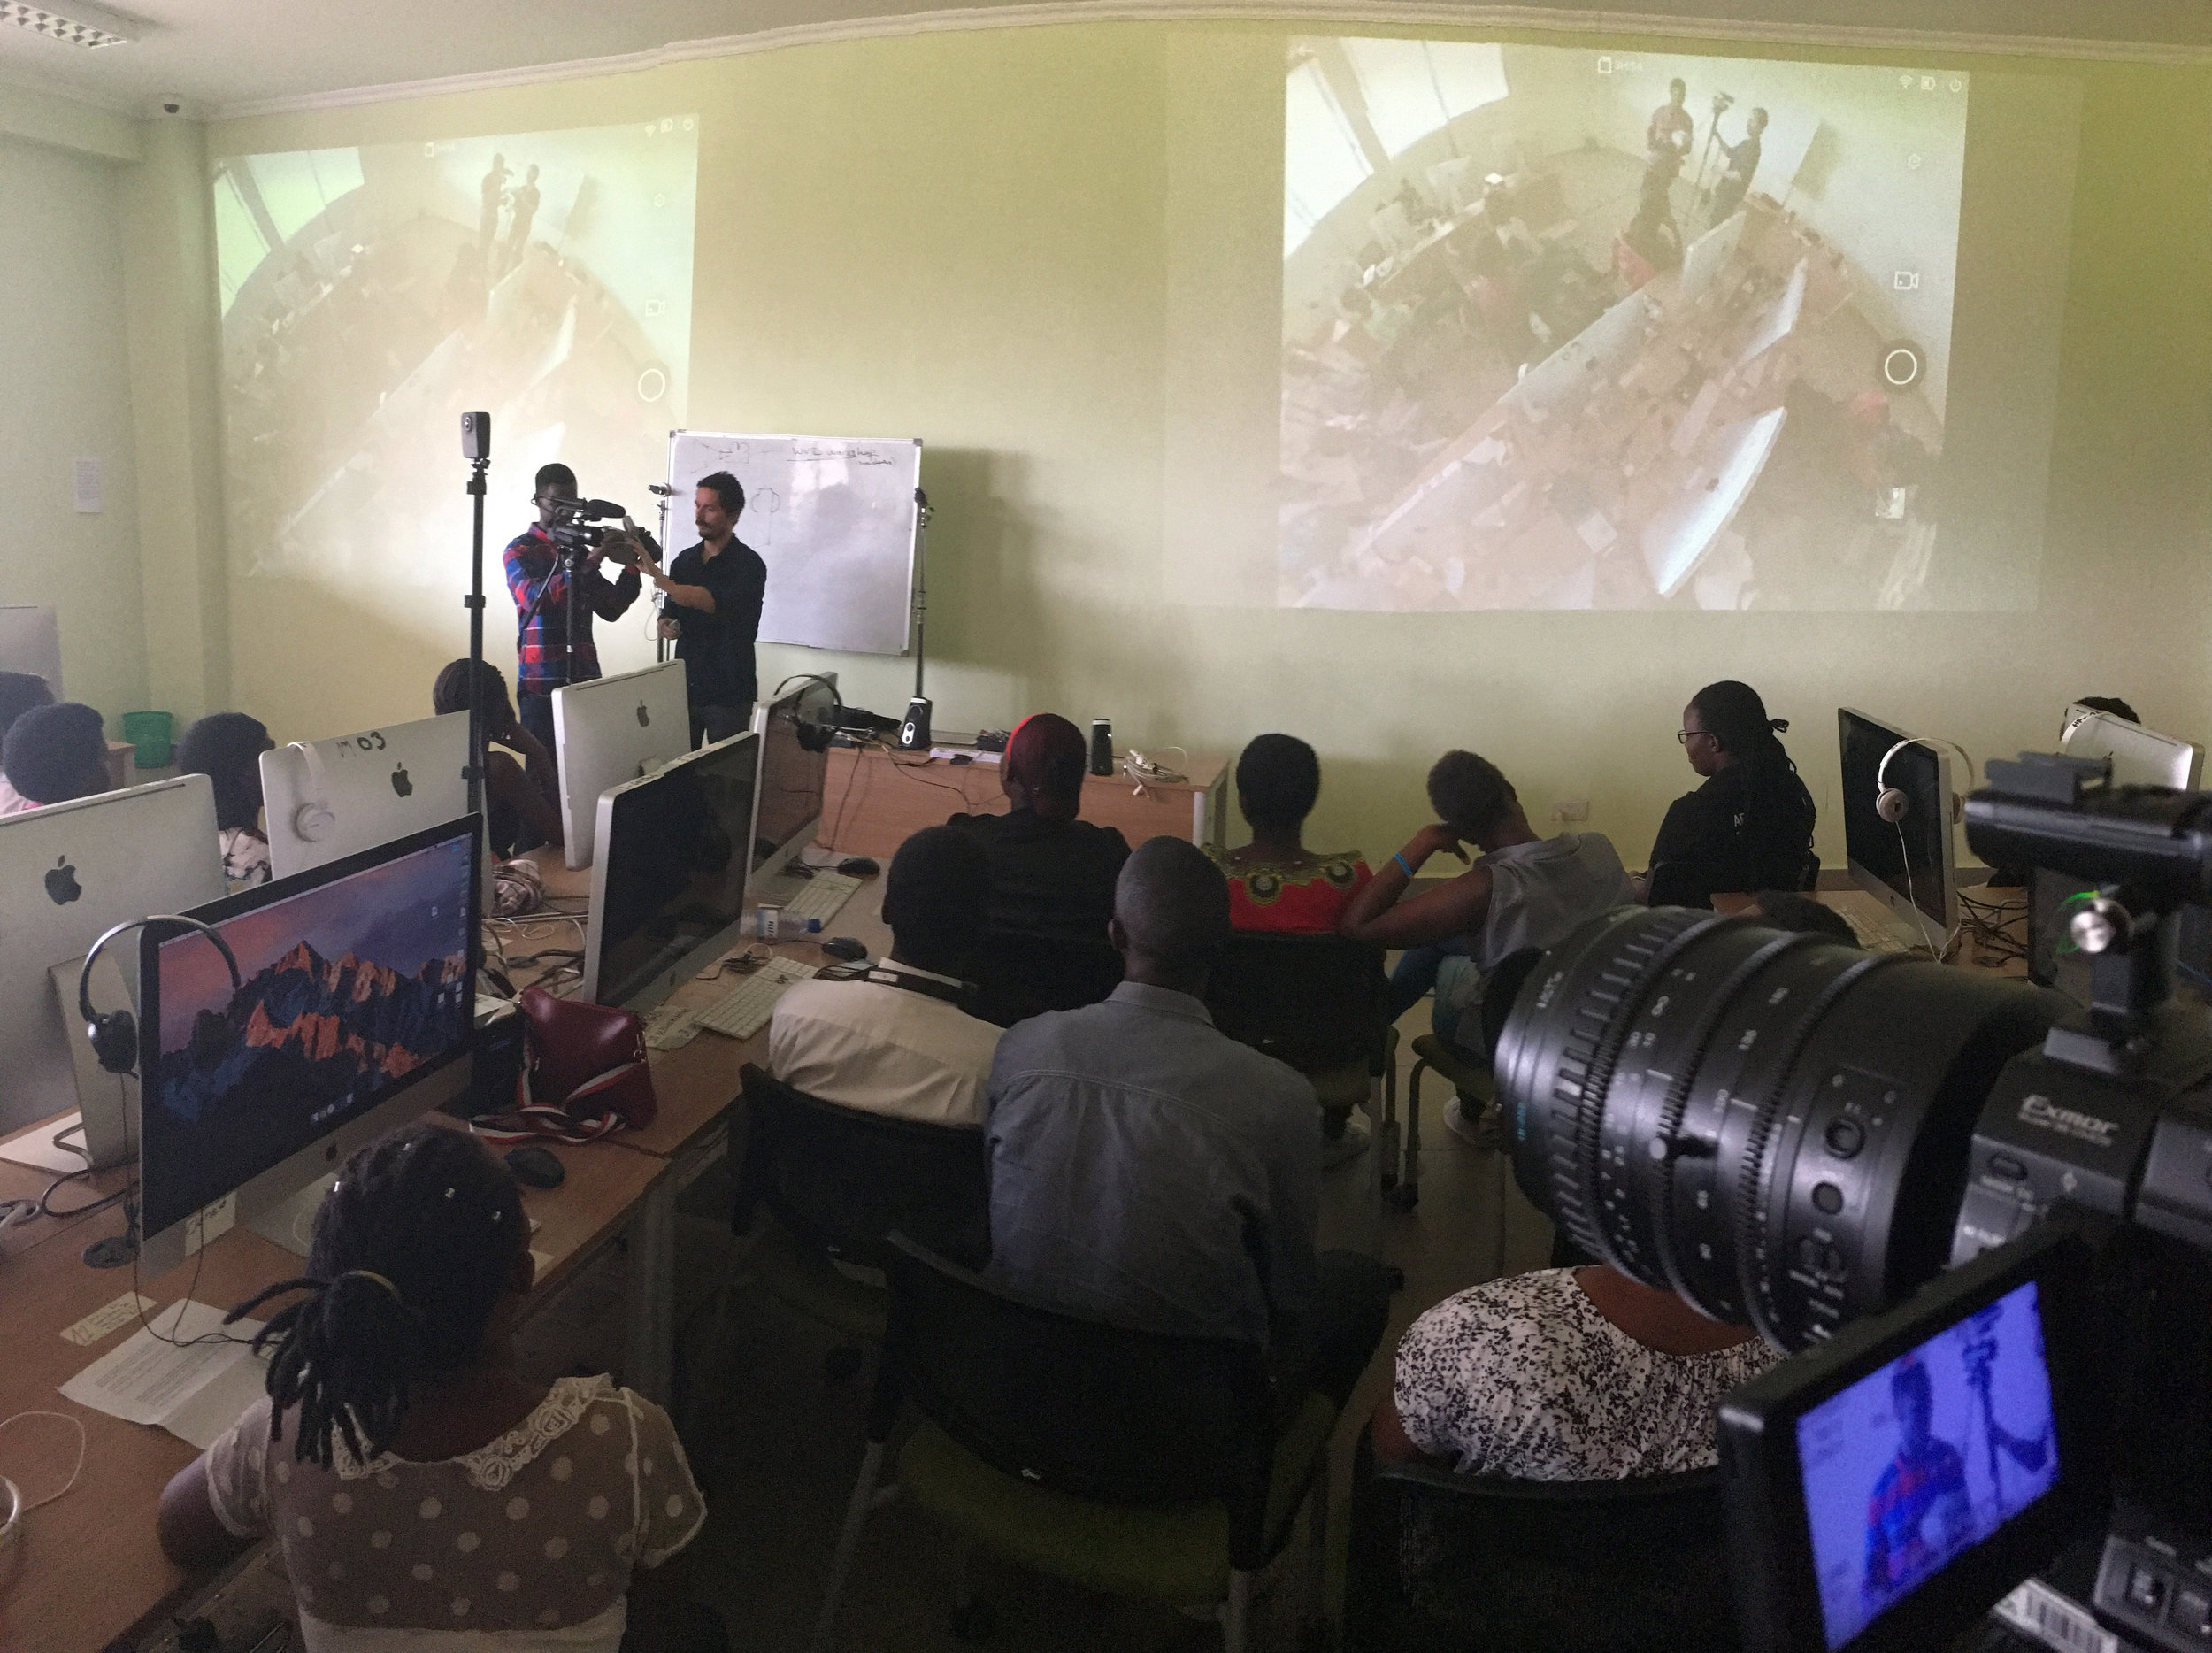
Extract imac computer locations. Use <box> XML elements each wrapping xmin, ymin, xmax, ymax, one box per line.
<box><xmin>135</xmin><ymin>818</ymin><xmax>479</xmax><ymax>1278</ymax></box>
<box><xmin>1839</xmin><ymin>707</ymin><xmax>1958</xmax><ymax>947</ymax></box>
<box><xmin>749</xmin><ymin>678</ymin><xmax>837</xmax><ymax>891</ymax></box>
<box><xmin>0</xmin><ymin>777</ymin><xmax>227</xmax><ymax>1154</ymax></box>
<box><xmin>2056</xmin><ymin>705</ymin><xmax>2202</xmax><ymax>789</ymax></box>
<box><xmin>581</xmin><ymin>732</ymin><xmax>760</xmax><ymax>1011</ymax></box>
<box><xmin>550</xmin><ymin>662</ymin><xmax>690</xmax><ymax>869</ymax></box>
<box><xmin>260</xmin><ymin>713</ymin><xmax>470</xmax><ymax>880</ymax></box>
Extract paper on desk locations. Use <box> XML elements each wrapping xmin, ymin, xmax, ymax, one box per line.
<box><xmin>58</xmin><ymin>1300</ymin><xmax>271</xmax><ymax>1449</ymax></box>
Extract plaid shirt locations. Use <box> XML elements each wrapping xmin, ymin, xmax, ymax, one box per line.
<box><xmin>1863</xmin><ymin>1438</ymin><xmax>1968</xmax><ymax>1597</ymax></box>
<box><xmin>503</xmin><ymin>524</ymin><xmax>642</xmax><ymax>696</ymax></box>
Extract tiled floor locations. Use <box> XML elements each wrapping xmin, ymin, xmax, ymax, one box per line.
<box><xmin>660</xmin><ymin>999</ymin><xmax>1555</xmax><ymax>1651</ymax></box>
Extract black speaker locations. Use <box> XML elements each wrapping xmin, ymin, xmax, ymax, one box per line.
<box><xmin>898</xmin><ymin>696</ymin><xmax>933</xmax><ymax>752</ymax></box>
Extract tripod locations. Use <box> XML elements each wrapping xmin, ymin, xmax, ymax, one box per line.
<box><xmin>1961</xmin><ymin>1303</ymin><xmax>2052</xmax><ymax>1518</ymax></box>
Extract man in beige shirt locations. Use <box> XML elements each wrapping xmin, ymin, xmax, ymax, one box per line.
<box><xmin>768</xmin><ymin>826</ymin><xmax>1001</xmax><ymax>1126</ymax></box>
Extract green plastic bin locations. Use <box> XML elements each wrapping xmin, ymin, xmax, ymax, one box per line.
<box><xmin>121</xmin><ymin>711</ymin><xmax>173</xmax><ymax>769</ymax></box>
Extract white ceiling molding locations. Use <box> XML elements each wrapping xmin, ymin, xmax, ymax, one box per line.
<box><xmin>212</xmin><ymin>0</ymin><xmax>2212</xmax><ymax>123</ymax></box>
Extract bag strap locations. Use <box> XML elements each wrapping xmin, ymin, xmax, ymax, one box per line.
<box><xmin>469</xmin><ymin>1104</ymin><xmax>626</xmax><ymax>1146</ymax></box>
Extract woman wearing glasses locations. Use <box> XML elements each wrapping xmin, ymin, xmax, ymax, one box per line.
<box><xmin>1642</xmin><ymin>680</ymin><xmax>1817</xmax><ymax>906</ymax></box>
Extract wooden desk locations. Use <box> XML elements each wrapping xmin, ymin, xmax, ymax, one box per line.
<box><xmin>815</xmin><ymin>744</ymin><xmax>1227</xmax><ymax>863</ymax></box>
<box><xmin>1713</xmin><ymin>886</ymin><xmax>2029</xmax><ymax>979</ymax></box>
<box><xmin>0</xmin><ymin>1131</ymin><xmax>666</xmax><ymax>1653</ymax></box>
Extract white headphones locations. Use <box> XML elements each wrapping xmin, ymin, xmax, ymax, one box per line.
<box><xmin>291</xmin><ymin>741</ymin><xmax>335</xmax><ymax>842</ymax></box>
<box><xmin>1873</xmin><ymin>737</ymin><xmax>1975</xmax><ymax>825</ymax></box>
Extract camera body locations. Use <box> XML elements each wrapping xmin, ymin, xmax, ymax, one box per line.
<box><xmin>1496</xmin><ymin>751</ymin><xmax>2212</xmax><ymax>1653</ymax></box>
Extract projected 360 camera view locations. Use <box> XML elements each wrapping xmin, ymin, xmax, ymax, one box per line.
<box><xmin>1282</xmin><ymin>41</ymin><xmax>1970</xmax><ymax>611</ymax></box>
<box><xmin>213</xmin><ymin>119</ymin><xmax>698</xmax><ymax>589</ymax></box>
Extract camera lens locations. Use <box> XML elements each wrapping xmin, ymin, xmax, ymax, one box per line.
<box><xmin>1496</xmin><ymin>908</ymin><xmax>2059</xmax><ymax>1349</ymax></box>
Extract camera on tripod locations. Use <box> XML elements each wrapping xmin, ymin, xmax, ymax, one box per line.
<box><xmin>1496</xmin><ymin>751</ymin><xmax>2212</xmax><ymax>1653</ymax></box>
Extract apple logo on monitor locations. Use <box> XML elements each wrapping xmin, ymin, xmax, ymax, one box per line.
<box><xmin>635</xmin><ymin>702</ymin><xmax>650</xmax><ymax>728</ymax></box>
<box><xmin>46</xmin><ymin>854</ymin><xmax>81</xmax><ymax>905</ymax></box>
<box><xmin>390</xmin><ymin>764</ymin><xmax>413</xmax><ymax>799</ymax></box>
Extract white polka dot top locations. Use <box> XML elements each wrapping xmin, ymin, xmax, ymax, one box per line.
<box><xmin>202</xmin><ymin>1374</ymin><xmax>705</xmax><ymax>1651</ymax></box>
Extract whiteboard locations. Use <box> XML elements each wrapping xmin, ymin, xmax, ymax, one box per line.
<box><xmin>666</xmin><ymin>432</ymin><xmax>921</xmax><ymax>656</ymax></box>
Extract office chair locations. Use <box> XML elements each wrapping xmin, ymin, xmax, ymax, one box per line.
<box><xmin>968</xmin><ymin>931</ymin><xmax>1125</xmax><ymax>1027</ymax></box>
<box><xmin>1204</xmin><ymin>930</ymin><xmax>1393</xmax><ymax>1124</ymax></box>
<box><xmin>814</xmin><ymin>1234</ymin><xmax>1338</xmax><ymax>1653</ymax></box>
<box><xmin>730</xmin><ymin>1065</ymin><xmax>988</xmax><ymax>1372</ymax></box>
<box><xmin>1393</xmin><ymin>949</ymin><xmax>1542</xmax><ymax>1225</ymax></box>
<box><xmin>1345</xmin><ymin>1426</ymin><xmax>1739</xmax><ymax>1653</ymax></box>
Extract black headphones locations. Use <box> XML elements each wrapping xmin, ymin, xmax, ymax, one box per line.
<box><xmin>772</xmin><ymin>673</ymin><xmax>845</xmax><ymax>754</ymax></box>
<box><xmin>79</xmin><ymin>915</ymin><xmax>243</xmax><ymax>1076</ymax></box>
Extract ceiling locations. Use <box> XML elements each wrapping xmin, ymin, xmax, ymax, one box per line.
<box><xmin>5</xmin><ymin>0</ymin><xmax>2211</xmax><ymax>119</ymax></box>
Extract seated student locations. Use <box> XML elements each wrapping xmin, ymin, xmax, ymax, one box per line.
<box><xmin>1750</xmin><ymin>888</ymin><xmax>1858</xmax><ymax>946</ymax></box>
<box><xmin>157</xmin><ymin>1123</ymin><xmax>723</xmax><ymax>1653</ymax></box>
<box><xmin>769</xmin><ymin>826</ymin><xmax>1001</xmax><ymax>1126</ymax></box>
<box><xmin>1644</xmin><ymin>680</ymin><xmax>1816</xmax><ymax>906</ymax></box>
<box><xmin>434</xmin><ymin>657</ymin><xmax>565</xmax><ymax>857</ymax></box>
<box><xmin>945</xmin><ymin>712</ymin><xmax>1129</xmax><ymax>944</ymax></box>
<box><xmin>1339</xmin><ymin>750</ymin><xmax>1630</xmax><ymax>1130</ymax></box>
<box><xmin>2074</xmin><ymin>695</ymin><xmax>2139</xmax><ymax>724</ymax></box>
<box><xmin>986</xmin><ymin>837</ymin><xmax>1393</xmax><ymax>1404</ymax></box>
<box><xmin>175</xmin><ymin>712</ymin><xmax>277</xmax><ymax>886</ymax></box>
<box><xmin>1210</xmin><ymin>733</ymin><xmax>1371</xmax><ymax>933</ymax></box>
<box><xmin>1372</xmin><ymin>1263</ymin><xmax>1782</xmax><ymax>1479</ymax></box>
<box><xmin>1</xmin><ymin>702</ymin><xmax>111</xmax><ymax>814</ymax></box>
<box><xmin>0</xmin><ymin>670</ymin><xmax>54</xmax><ymax>814</ymax></box>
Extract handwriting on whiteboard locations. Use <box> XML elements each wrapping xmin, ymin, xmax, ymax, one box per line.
<box><xmin>791</xmin><ymin>443</ymin><xmax>895</xmax><ymax>465</ymax></box>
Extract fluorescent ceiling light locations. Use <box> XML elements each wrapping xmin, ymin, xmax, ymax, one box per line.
<box><xmin>2</xmin><ymin>2</ymin><xmax>138</xmax><ymax>48</ymax></box>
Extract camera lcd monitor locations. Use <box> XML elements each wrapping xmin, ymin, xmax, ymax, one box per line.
<box><xmin>749</xmin><ymin>679</ymin><xmax>834</xmax><ymax>880</ymax></box>
<box><xmin>260</xmin><ymin>712</ymin><xmax>470</xmax><ymax>880</ymax></box>
<box><xmin>550</xmin><ymin>661</ymin><xmax>690</xmax><ymax>869</ymax></box>
<box><xmin>0</xmin><ymin>776</ymin><xmax>226</xmax><ymax>1152</ymax></box>
<box><xmin>1839</xmin><ymin>707</ymin><xmax>1957</xmax><ymax>943</ymax></box>
<box><xmin>581</xmin><ymin>732</ymin><xmax>758</xmax><ymax>1011</ymax></box>
<box><xmin>1793</xmin><ymin>1280</ymin><xmax>2062</xmax><ymax>1649</ymax></box>
<box><xmin>136</xmin><ymin>818</ymin><xmax>479</xmax><ymax>1278</ymax></box>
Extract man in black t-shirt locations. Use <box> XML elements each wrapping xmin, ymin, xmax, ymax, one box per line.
<box><xmin>643</xmin><ymin>470</ymin><xmax>768</xmax><ymax>746</ymax></box>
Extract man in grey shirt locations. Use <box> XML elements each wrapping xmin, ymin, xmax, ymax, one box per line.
<box><xmin>985</xmin><ymin>836</ymin><xmax>1393</xmax><ymax>1403</ymax></box>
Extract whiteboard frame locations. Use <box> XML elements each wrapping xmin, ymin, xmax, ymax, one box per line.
<box><xmin>665</xmin><ymin>431</ymin><xmax>922</xmax><ymax>658</ymax></box>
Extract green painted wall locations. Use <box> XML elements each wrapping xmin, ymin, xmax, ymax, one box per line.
<box><xmin>192</xmin><ymin>24</ymin><xmax>2212</xmax><ymax>867</ymax></box>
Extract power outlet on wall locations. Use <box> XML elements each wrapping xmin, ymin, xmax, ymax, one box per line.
<box><xmin>1553</xmin><ymin>799</ymin><xmax>1590</xmax><ymax>823</ymax></box>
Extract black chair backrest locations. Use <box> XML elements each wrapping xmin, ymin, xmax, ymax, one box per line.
<box><xmin>1204</xmin><ymin>931</ymin><xmax>1387</xmax><ymax>1073</ymax></box>
<box><xmin>969</xmin><ymin>931</ymin><xmax>1125</xmax><ymax>1027</ymax></box>
<box><xmin>879</xmin><ymin>1233</ymin><xmax>1281</xmax><ymax>1562</ymax></box>
<box><xmin>735</xmin><ymin>1065</ymin><xmax>989</xmax><ymax>1271</ymax></box>
<box><xmin>1364</xmin><ymin>1455</ymin><xmax>1738</xmax><ymax>1653</ymax></box>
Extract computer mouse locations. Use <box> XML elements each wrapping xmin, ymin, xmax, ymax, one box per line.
<box><xmin>822</xmin><ymin>935</ymin><xmax>868</xmax><ymax>962</ymax></box>
<box><xmin>505</xmin><ymin>1145</ymin><xmax>565</xmax><ymax>1189</ymax></box>
<box><xmin>837</xmin><ymin>857</ymin><xmax>880</xmax><ymax>877</ymax></box>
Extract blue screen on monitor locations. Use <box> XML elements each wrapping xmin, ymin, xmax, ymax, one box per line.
<box><xmin>1795</xmin><ymin>1280</ymin><xmax>2061</xmax><ymax>1649</ymax></box>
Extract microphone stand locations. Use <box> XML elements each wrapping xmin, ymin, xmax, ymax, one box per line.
<box><xmin>911</xmin><ymin>487</ymin><xmax>932</xmax><ymax>703</ymax></box>
<box><xmin>465</xmin><ymin>454</ymin><xmax>489</xmax><ymax>820</ymax></box>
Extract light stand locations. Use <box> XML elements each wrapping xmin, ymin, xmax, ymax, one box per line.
<box><xmin>897</xmin><ymin>488</ymin><xmax>933</xmax><ymax>751</ymax></box>
<box><xmin>463</xmin><ymin>424</ymin><xmax>489</xmax><ymax>820</ymax></box>
<box><xmin>650</xmin><ymin>483</ymin><xmax>674</xmax><ymax>665</ymax></box>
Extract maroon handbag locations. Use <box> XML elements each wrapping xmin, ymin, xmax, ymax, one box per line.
<box><xmin>472</xmin><ymin>987</ymin><xmax>658</xmax><ymax>1144</ymax></box>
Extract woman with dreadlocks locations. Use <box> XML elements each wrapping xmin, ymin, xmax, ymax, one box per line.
<box><xmin>157</xmin><ymin>1123</ymin><xmax>724</xmax><ymax>1651</ymax></box>
<box><xmin>1644</xmin><ymin>680</ymin><xmax>1818</xmax><ymax>906</ymax></box>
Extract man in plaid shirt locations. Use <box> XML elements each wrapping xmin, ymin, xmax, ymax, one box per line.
<box><xmin>503</xmin><ymin>462</ymin><xmax>643</xmax><ymax>765</ymax></box>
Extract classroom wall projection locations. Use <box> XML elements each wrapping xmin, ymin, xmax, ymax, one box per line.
<box><xmin>212</xmin><ymin>118</ymin><xmax>699</xmax><ymax>588</ymax></box>
<box><xmin>1275</xmin><ymin>40</ymin><xmax>2069</xmax><ymax>614</ymax></box>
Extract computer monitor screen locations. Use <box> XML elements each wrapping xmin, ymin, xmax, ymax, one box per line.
<box><xmin>0</xmin><ymin>777</ymin><xmax>226</xmax><ymax>1145</ymax></box>
<box><xmin>138</xmin><ymin>819</ymin><xmax>478</xmax><ymax>1262</ymax></box>
<box><xmin>2057</xmin><ymin>708</ymin><xmax>2202</xmax><ymax>790</ymax></box>
<box><xmin>583</xmin><ymin>732</ymin><xmax>759</xmax><ymax>1011</ymax></box>
<box><xmin>1794</xmin><ymin>1280</ymin><xmax>2061</xmax><ymax>1649</ymax></box>
<box><xmin>1839</xmin><ymin>707</ymin><xmax>1956</xmax><ymax>938</ymax></box>
<box><xmin>749</xmin><ymin>681</ymin><xmax>833</xmax><ymax>874</ymax></box>
<box><xmin>259</xmin><ymin>713</ymin><xmax>470</xmax><ymax>880</ymax></box>
<box><xmin>550</xmin><ymin>662</ymin><xmax>691</xmax><ymax>869</ymax></box>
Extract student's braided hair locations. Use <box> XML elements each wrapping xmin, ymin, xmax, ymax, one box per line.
<box><xmin>226</xmin><ymin>1123</ymin><xmax>525</xmax><ymax>1468</ymax></box>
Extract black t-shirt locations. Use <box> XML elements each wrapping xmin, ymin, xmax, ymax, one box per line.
<box><xmin>943</xmin><ymin>806</ymin><xmax>1132</xmax><ymax>945</ymax></box>
<box><xmin>667</xmin><ymin>539</ymin><xmax>767</xmax><ymax>710</ymax></box>
<box><xmin>1647</xmin><ymin>764</ymin><xmax>1816</xmax><ymax>906</ymax></box>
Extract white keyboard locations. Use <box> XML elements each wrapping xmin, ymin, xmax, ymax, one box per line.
<box><xmin>694</xmin><ymin>957</ymin><xmax>820</xmax><ymax>1042</ymax></box>
<box><xmin>755</xmin><ymin>870</ymin><xmax>862</xmax><ymax>927</ymax></box>
<box><xmin>1843</xmin><ymin>910</ymin><xmax>1916</xmax><ymax>955</ymax></box>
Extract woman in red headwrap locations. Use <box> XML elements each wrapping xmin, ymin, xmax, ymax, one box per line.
<box><xmin>944</xmin><ymin>713</ymin><xmax>1131</xmax><ymax>944</ymax></box>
